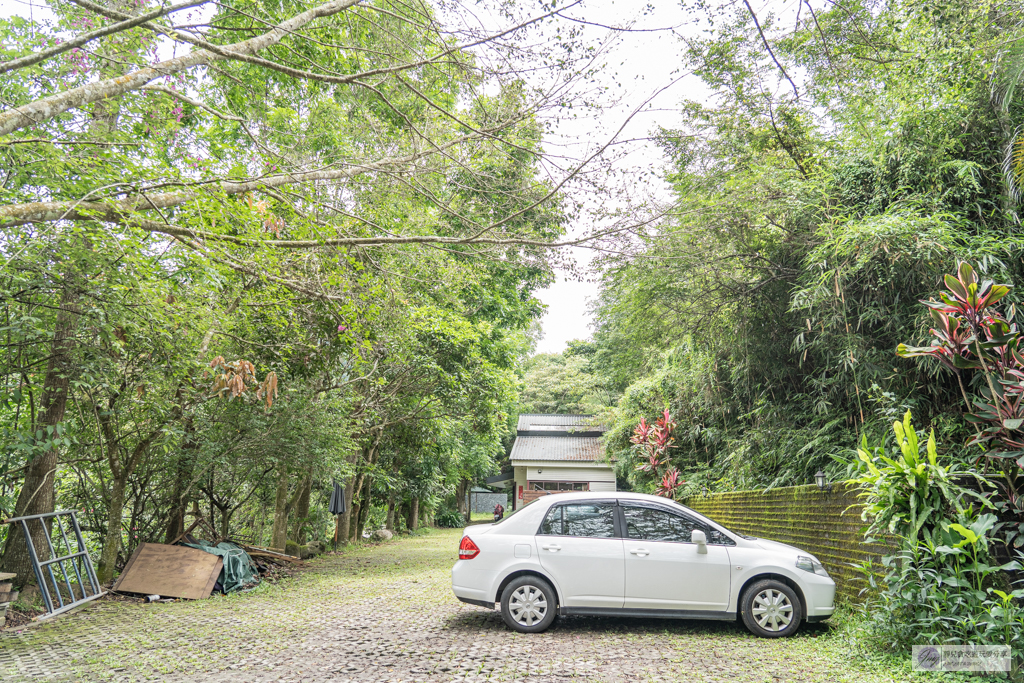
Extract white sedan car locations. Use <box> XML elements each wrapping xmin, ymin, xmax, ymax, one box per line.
<box><xmin>452</xmin><ymin>492</ymin><xmax>835</xmax><ymax>637</ymax></box>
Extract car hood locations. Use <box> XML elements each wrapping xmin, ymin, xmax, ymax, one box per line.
<box><xmin>752</xmin><ymin>537</ymin><xmax>805</xmax><ymax>557</ymax></box>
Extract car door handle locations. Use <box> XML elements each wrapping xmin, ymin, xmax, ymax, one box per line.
<box><xmin>629</xmin><ymin>548</ymin><xmax>649</xmax><ymax>557</ymax></box>
<box><xmin>541</xmin><ymin>544</ymin><xmax>561</xmax><ymax>552</ymax></box>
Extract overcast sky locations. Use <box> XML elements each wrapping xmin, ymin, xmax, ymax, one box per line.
<box><xmin>530</xmin><ymin>0</ymin><xmax>702</xmax><ymax>354</ymax></box>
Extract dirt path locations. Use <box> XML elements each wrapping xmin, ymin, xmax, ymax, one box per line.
<box><xmin>0</xmin><ymin>529</ymin><xmax>909</xmax><ymax>682</ymax></box>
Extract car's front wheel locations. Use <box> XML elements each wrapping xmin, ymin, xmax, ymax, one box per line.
<box><xmin>740</xmin><ymin>579</ymin><xmax>802</xmax><ymax>638</ymax></box>
<box><xmin>500</xmin><ymin>576</ymin><xmax>557</xmax><ymax>633</ymax></box>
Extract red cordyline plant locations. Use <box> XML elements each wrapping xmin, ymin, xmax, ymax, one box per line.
<box><xmin>897</xmin><ymin>262</ymin><xmax>1024</xmax><ymax>467</ymax></box>
<box><xmin>631</xmin><ymin>409</ymin><xmax>685</xmax><ymax>498</ymax></box>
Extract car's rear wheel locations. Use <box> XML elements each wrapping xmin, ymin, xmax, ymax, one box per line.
<box><xmin>500</xmin><ymin>576</ymin><xmax>557</xmax><ymax>633</ymax></box>
<box><xmin>740</xmin><ymin>579</ymin><xmax>802</xmax><ymax>638</ymax></box>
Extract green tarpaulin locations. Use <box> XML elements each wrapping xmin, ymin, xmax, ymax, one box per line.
<box><xmin>182</xmin><ymin>540</ymin><xmax>258</xmax><ymax>593</ymax></box>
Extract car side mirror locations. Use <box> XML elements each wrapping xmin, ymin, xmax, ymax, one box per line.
<box><xmin>692</xmin><ymin>529</ymin><xmax>708</xmax><ymax>554</ymax></box>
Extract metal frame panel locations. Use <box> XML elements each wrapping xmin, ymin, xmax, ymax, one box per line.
<box><xmin>4</xmin><ymin>510</ymin><xmax>105</xmax><ymax>619</ymax></box>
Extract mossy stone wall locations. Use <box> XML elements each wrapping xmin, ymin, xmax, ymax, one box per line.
<box><xmin>685</xmin><ymin>481</ymin><xmax>886</xmax><ymax>602</ymax></box>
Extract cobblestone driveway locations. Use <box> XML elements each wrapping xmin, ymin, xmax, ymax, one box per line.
<box><xmin>0</xmin><ymin>529</ymin><xmax>905</xmax><ymax>682</ymax></box>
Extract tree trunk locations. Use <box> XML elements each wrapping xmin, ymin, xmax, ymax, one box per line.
<box><xmin>398</xmin><ymin>500</ymin><xmax>409</xmax><ymax>532</ymax></box>
<box><xmin>355</xmin><ymin>476</ymin><xmax>372</xmax><ymax>540</ymax></box>
<box><xmin>347</xmin><ymin>480</ymin><xmax>362</xmax><ymax>544</ymax></box>
<box><xmin>163</xmin><ymin>287</ymin><xmax>239</xmax><ymax>545</ymax></box>
<box><xmin>292</xmin><ymin>473</ymin><xmax>312</xmax><ymax>544</ymax></box>
<box><xmin>348</xmin><ymin>476</ymin><xmax>366</xmax><ymax>541</ymax></box>
<box><xmin>456</xmin><ymin>479</ymin><xmax>470</xmax><ymax>522</ymax></box>
<box><xmin>409</xmin><ymin>497</ymin><xmax>419</xmax><ymax>531</ymax></box>
<box><xmin>162</xmin><ymin>460</ymin><xmax>189</xmax><ymax>543</ymax></box>
<box><xmin>385</xmin><ymin>490</ymin><xmax>396</xmax><ymax>531</ymax></box>
<box><xmin>348</xmin><ymin>483</ymin><xmax>361</xmax><ymax>544</ymax></box>
<box><xmin>220</xmin><ymin>506</ymin><xmax>232</xmax><ymax>540</ymax></box>
<box><xmin>338</xmin><ymin>470</ymin><xmax>356</xmax><ymax>546</ymax></box>
<box><xmin>1</xmin><ymin>286</ymin><xmax>80</xmax><ymax>586</ymax></box>
<box><xmin>254</xmin><ymin>506</ymin><xmax>266</xmax><ymax>546</ymax></box>
<box><xmin>270</xmin><ymin>464</ymin><xmax>289</xmax><ymax>550</ymax></box>
<box><xmin>96</xmin><ymin>476</ymin><xmax>126</xmax><ymax>584</ymax></box>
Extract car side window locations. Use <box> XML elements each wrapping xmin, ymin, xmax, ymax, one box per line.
<box><xmin>539</xmin><ymin>503</ymin><xmax>616</xmax><ymax>538</ymax></box>
<box><xmin>707</xmin><ymin>528</ymin><xmax>736</xmax><ymax>546</ymax></box>
<box><xmin>539</xmin><ymin>505</ymin><xmax>563</xmax><ymax>535</ymax></box>
<box><xmin>564</xmin><ymin>503</ymin><xmax>617</xmax><ymax>538</ymax></box>
<box><xmin>622</xmin><ymin>505</ymin><xmax>696</xmax><ymax>542</ymax></box>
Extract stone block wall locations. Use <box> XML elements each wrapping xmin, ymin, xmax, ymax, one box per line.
<box><xmin>685</xmin><ymin>481</ymin><xmax>889</xmax><ymax>602</ymax></box>
<box><xmin>470</xmin><ymin>491</ymin><xmax>509</xmax><ymax>514</ymax></box>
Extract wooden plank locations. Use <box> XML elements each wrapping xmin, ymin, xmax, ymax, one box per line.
<box><xmin>200</xmin><ymin>557</ymin><xmax>221</xmax><ymax>597</ymax></box>
<box><xmin>239</xmin><ymin>544</ymin><xmax>303</xmax><ymax>562</ymax></box>
<box><xmin>245</xmin><ymin>549</ymin><xmax>303</xmax><ymax>564</ymax></box>
<box><xmin>112</xmin><ymin>543</ymin><xmax>222</xmax><ymax>599</ymax></box>
<box><xmin>112</xmin><ymin>544</ymin><xmax>144</xmax><ymax>593</ymax></box>
<box><xmin>0</xmin><ymin>572</ymin><xmax>16</xmax><ymax>581</ymax></box>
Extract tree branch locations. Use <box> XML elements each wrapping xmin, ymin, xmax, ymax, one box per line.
<box><xmin>0</xmin><ymin>0</ymin><xmax>206</xmax><ymax>75</ymax></box>
<box><xmin>742</xmin><ymin>0</ymin><xmax>800</xmax><ymax>100</ymax></box>
<box><xmin>0</xmin><ymin>0</ymin><xmax>364</xmax><ymax>136</ymax></box>
<box><xmin>0</xmin><ymin>129</ymin><xmax>490</xmax><ymax>228</ymax></box>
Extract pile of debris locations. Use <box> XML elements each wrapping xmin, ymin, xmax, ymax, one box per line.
<box><xmin>112</xmin><ymin>517</ymin><xmax>304</xmax><ymax>601</ymax></box>
<box><xmin>0</xmin><ymin>572</ymin><xmax>18</xmax><ymax>628</ymax></box>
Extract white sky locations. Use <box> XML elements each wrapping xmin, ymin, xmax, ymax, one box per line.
<box><xmin>530</xmin><ymin>0</ymin><xmax>700</xmax><ymax>354</ymax></box>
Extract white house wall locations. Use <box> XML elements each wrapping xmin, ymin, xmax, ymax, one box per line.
<box><xmin>512</xmin><ymin>462</ymin><xmax>616</xmax><ymax>508</ymax></box>
<box><xmin>519</xmin><ymin>464</ymin><xmax>615</xmax><ymax>482</ymax></box>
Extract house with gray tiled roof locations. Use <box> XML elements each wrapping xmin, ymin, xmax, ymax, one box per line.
<box><xmin>499</xmin><ymin>414</ymin><xmax>616</xmax><ymax>509</ymax></box>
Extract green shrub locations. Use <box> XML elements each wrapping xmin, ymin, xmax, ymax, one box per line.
<box><xmin>853</xmin><ymin>410</ymin><xmax>989</xmax><ymax>545</ymax></box>
<box><xmin>364</xmin><ymin>505</ymin><xmax>387</xmax><ymax>534</ymax></box>
<box><xmin>862</xmin><ymin>516</ymin><xmax>1024</xmax><ymax>651</ymax></box>
<box><xmin>853</xmin><ymin>412</ymin><xmax>1023</xmax><ymax>651</ymax></box>
<box><xmin>433</xmin><ymin>507</ymin><xmax>465</xmax><ymax>529</ymax></box>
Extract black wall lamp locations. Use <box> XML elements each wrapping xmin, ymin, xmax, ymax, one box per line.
<box><xmin>814</xmin><ymin>470</ymin><xmax>832</xmax><ymax>494</ymax></box>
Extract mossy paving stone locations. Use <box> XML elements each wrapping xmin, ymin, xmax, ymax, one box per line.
<box><xmin>1</xmin><ymin>529</ymin><xmax>922</xmax><ymax>682</ymax></box>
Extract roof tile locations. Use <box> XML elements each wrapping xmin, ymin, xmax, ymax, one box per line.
<box><xmin>510</xmin><ymin>436</ymin><xmax>605</xmax><ymax>462</ymax></box>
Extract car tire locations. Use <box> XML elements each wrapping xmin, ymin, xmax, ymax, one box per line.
<box><xmin>740</xmin><ymin>579</ymin><xmax>803</xmax><ymax>638</ymax></box>
<box><xmin>500</xmin><ymin>576</ymin><xmax>557</xmax><ymax>633</ymax></box>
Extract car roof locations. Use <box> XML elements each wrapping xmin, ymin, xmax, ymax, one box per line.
<box><xmin>530</xmin><ymin>491</ymin><xmax>680</xmax><ymax>505</ymax></box>
<box><xmin>520</xmin><ymin>491</ymin><xmax>747</xmax><ymax>539</ymax></box>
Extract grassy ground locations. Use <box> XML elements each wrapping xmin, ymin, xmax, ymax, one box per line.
<box><xmin>0</xmin><ymin>528</ymin><xmax>1006</xmax><ymax>682</ymax></box>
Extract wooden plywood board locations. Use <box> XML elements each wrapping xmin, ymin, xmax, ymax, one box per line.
<box><xmin>112</xmin><ymin>543</ymin><xmax>222</xmax><ymax>599</ymax></box>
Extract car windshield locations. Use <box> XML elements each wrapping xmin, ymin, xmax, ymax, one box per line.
<box><xmin>658</xmin><ymin>499</ymin><xmax>748</xmax><ymax>542</ymax></box>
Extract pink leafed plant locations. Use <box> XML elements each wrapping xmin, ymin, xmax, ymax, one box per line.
<box><xmin>631</xmin><ymin>409</ymin><xmax>685</xmax><ymax>498</ymax></box>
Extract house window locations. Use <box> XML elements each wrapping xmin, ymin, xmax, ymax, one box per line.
<box><xmin>530</xmin><ymin>481</ymin><xmax>588</xmax><ymax>491</ymax></box>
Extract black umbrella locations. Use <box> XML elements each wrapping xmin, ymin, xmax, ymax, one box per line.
<box><xmin>329</xmin><ymin>481</ymin><xmax>346</xmax><ymax>515</ymax></box>
<box><xmin>329</xmin><ymin>481</ymin><xmax>346</xmax><ymax>551</ymax></box>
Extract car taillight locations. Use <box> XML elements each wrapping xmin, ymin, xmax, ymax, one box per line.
<box><xmin>459</xmin><ymin>536</ymin><xmax>480</xmax><ymax>559</ymax></box>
